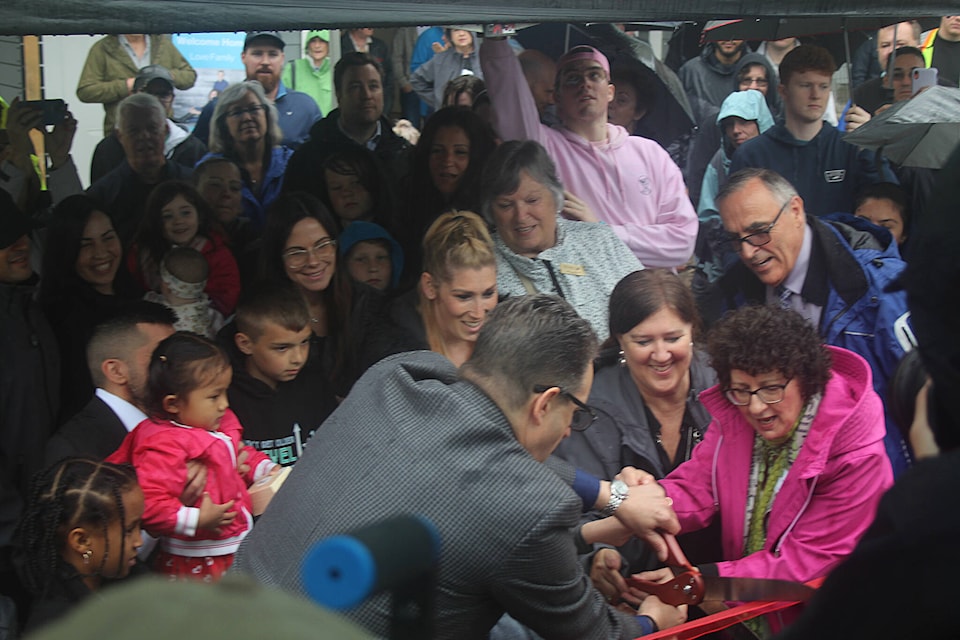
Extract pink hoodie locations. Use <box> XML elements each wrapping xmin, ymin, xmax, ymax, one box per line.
<box><xmin>480</xmin><ymin>38</ymin><xmax>698</xmax><ymax>269</ymax></box>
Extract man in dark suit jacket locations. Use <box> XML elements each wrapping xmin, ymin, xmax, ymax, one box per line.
<box><xmin>234</xmin><ymin>295</ymin><xmax>685</xmax><ymax>639</ymax></box>
<box><xmin>45</xmin><ymin>302</ymin><xmax>175</xmax><ymax>465</ymax></box>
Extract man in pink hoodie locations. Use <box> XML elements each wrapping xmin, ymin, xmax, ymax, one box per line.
<box><xmin>480</xmin><ymin>37</ymin><xmax>698</xmax><ymax>269</ymax></box>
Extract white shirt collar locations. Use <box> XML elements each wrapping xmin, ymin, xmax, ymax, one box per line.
<box><xmin>96</xmin><ymin>387</ymin><xmax>147</xmax><ymax>432</ymax></box>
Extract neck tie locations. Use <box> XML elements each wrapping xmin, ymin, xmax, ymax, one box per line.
<box><xmin>776</xmin><ymin>284</ymin><xmax>793</xmax><ymax>311</ymax></box>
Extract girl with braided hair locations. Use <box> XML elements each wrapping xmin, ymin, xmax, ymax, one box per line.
<box><xmin>13</xmin><ymin>458</ymin><xmax>144</xmax><ymax>633</ymax></box>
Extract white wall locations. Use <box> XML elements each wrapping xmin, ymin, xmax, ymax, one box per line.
<box><xmin>42</xmin><ymin>35</ymin><xmax>102</xmax><ymax>188</ymax></box>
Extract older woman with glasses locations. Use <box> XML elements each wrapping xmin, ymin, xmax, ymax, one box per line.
<box><xmin>259</xmin><ymin>191</ymin><xmax>414</xmax><ymax>398</ymax></box>
<box><xmin>201</xmin><ymin>81</ymin><xmax>292</xmax><ymax>230</ymax></box>
<box><xmin>602</xmin><ymin>305</ymin><xmax>893</xmax><ymax>633</ymax></box>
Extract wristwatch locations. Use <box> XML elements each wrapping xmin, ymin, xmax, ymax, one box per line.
<box><xmin>601</xmin><ymin>479</ymin><xmax>629</xmax><ymax>517</ymax></box>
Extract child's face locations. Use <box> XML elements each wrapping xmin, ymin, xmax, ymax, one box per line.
<box><xmin>346</xmin><ymin>240</ymin><xmax>391</xmax><ymax>290</ymax></box>
<box><xmin>237</xmin><ymin>321</ymin><xmax>312</xmax><ymax>389</ymax></box>
<box><xmin>84</xmin><ymin>485</ymin><xmax>145</xmax><ymax>580</ymax></box>
<box><xmin>324</xmin><ymin>169</ymin><xmax>373</xmax><ymax>223</ymax></box>
<box><xmin>167</xmin><ymin>366</ymin><xmax>232</xmax><ymax>431</ymax></box>
<box><xmin>161</xmin><ymin>194</ymin><xmax>200</xmax><ymax>246</ymax></box>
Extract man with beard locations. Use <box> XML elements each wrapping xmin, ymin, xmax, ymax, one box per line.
<box><xmin>45</xmin><ymin>301</ymin><xmax>175</xmax><ymax>464</ymax></box>
<box><xmin>191</xmin><ymin>32</ymin><xmax>320</xmax><ymax>149</ymax></box>
<box><xmin>87</xmin><ymin>93</ymin><xmax>193</xmax><ymax>246</ymax></box>
<box><xmin>678</xmin><ymin>37</ymin><xmax>749</xmax><ymax>122</ymax></box>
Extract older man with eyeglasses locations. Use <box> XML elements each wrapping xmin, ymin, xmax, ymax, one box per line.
<box><xmin>700</xmin><ymin>167</ymin><xmax>915</xmax><ymax>477</ymax></box>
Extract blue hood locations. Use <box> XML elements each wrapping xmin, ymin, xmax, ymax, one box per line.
<box><xmin>338</xmin><ymin>221</ymin><xmax>405</xmax><ymax>290</ymax></box>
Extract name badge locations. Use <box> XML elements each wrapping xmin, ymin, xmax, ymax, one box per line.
<box><xmin>559</xmin><ymin>263</ymin><xmax>586</xmax><ymax>276</ymax></box>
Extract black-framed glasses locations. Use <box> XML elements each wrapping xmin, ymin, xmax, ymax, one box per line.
<box><xmin>726</xmin><ymin>199</ymin><xmax>791</xmax><ymax>253</ymax></box>
<box><xmin>723</xmin><ymin>378</ymin><xmax>792</xmax><ymax>406</ymax></box>
<box><xmin>533</xmin><ymin>384</ymin><xmax>597</xmax><ymax>431</ymax></box>
<box><xmin>282</xmin><ymin>238</ymin><xmax>337</xmax><ymax>269</ymax></box>
<box><xmin>224</xmin><ymin>104</ymin><xmax>267</xmax><ymax>119</ymax></box>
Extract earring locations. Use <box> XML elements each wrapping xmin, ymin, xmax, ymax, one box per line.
<box><xmin>618</xmin><ymin>350</ymin><xmax>626</xmax><ymax>366</ymax></box>
<box><xmin>690</xmin><ymin>341</ymin><xmax>695</xmax><ymax>348</ymax></box>
<box><xmin>82</xmin><ymin>549</ymin><xmax>92</xmax><ymax>565</ymax></box>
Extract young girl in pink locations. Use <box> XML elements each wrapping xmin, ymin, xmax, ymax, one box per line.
<box><xmin>127</xmin><ymin>181</ymin><xmax>241</xmax><ymax>315</ymax></box>
<box><xmin>108</xmin><ymin>331</ymin><xmax>276</xmax><ymax>581</ymax></box>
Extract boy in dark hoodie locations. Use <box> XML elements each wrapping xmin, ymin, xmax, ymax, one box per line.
<box><xmin>221</xmin><ymin>282</ymin><xmax>336</xmax><ymax>467</ymax></box>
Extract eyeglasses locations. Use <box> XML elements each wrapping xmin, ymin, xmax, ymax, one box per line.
<box><xmin>740</xmin><ymin>77</ymin><xmax>769</xmax><ymax>88</ymax></box>
<box><xmin>726</xmin><ymin>199</ymin><xmax>791</xmax><ymax>253</ymax></box>
<box><xmin>224</xmin><ymin>104</ymin><xmax>267</xmax><ymax>119</ymax></box>
<box><xmin>723</xmin><ymin>378</ymin><xmax>792</xmax><ymax>406</ymax></box>
<box><xmin>282</xmin><ymin>238</ymin><xmax>337</xmax><ymax>269</ymax></box>
<box><xmin>533</xmin><ymin>384</ymin><xmax>597</xmax><ymax>431</ymax></box>
<box><xmin>561</xmin><ymin>68</ymin><xmax>608</xmax><ymax>87</ymax></box>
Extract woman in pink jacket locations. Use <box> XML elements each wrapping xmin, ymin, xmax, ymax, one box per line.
<box><xmin>628</xmin><ymin>305</ymin><xmax>893</xmax><ymax>633</ymax></box>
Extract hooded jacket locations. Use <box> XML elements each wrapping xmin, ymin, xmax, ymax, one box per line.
<box><xmin>337</xmin><ymin>221</ymin><xmax>404</xmax><ymax>290</ymax></box>
<box><xmin>678</xmin><ymin>42</ymin><xmax>750</xmax><ymax>122</ymax></box>
<box><xmin>729</xmin><ymin>121</ymin><xmax>896</xmax><ymax>217</ymax></box>
<box><xmin>281</xmin><ymin>30</ymin><xmax>333</xmax><ymax>116</ymax></box>
<box><xmin>480</xmin><ymin>37</ymin><xmax>698</xmax><ymax>269</ymax></box>
<box><xmin>686</xmin><ymin>52</ymin><xmax>781</xmax><ymax>208</ymax></box>
<box><xmin>698</xmin><ymin>90</ymin><xmax>775</xmax><ymax>218</ymax></box>
<box><xmin>661</xmin><ymin>346</ymin><xmax>893</xmax><ymax>627</ymax></box>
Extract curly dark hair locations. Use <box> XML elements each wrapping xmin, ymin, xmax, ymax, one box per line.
<box><xmin>706</xmin><ymin>305</ymin><xmax>832</xmax><ymax>400</ymax></box>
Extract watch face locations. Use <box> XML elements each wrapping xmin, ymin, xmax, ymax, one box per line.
<box><xmin>611</xmin><ymin>479</ymin><xmax>628</xmax><ymax>496</ymax></box>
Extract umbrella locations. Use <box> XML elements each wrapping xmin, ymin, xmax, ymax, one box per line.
<box><xmin>701</xmin><ymin>17</ymin><xmax>939</xmax><ymax>71</ymax></box>
<box><xmin>844</xmin><ymin>86</ymin><xmax>960</xmax><ymax>169</ymax></box>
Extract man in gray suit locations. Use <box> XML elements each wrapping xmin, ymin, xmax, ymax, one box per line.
<box><xmin>235</xmin><ymin>295</ymin><xmax>686</xmax><ymax>639</ymax></box>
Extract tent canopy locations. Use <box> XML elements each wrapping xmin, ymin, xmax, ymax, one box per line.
<box><xmin>1</xmin><ymin>0</ymin><xmax>955</xmax><ymax>37</ymax></box>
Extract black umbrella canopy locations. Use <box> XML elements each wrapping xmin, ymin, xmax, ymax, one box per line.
<box><xmin>1</xmin><ymin>0</ymin><xmax>958</xmax><ymax>36</ymax></box>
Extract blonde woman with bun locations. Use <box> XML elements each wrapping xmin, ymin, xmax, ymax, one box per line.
<box><xmin>391</xmin><ymin>210</ymin><xmax>497</xmax><ymax>367</ymax></box>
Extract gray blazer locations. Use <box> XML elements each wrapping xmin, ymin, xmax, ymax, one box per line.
<box><xmin>234</xmin><ymin>351</ymin><xmax>643</xmax><ymax>639</ymax></box>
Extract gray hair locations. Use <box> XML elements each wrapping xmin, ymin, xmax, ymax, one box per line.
<box><xmin>716</xmin><ymin>168</ymin><xmax>799</xmax><ymax>210</ymax></box>
<box><xmin>209</xmin><ymin>81</ymin><xmax>283</xmax><ymax>153</ymax></box>
<box><xmin>480</xmin><ymin>140</ymin><xmax>565</xmax><ymax>224</ymax></box>
<box><xmin>460</xmin><ymin>294</ymin><xmax>597</xmax><ymax>411</ymax></box>
<box><xmin>115</xmin><ymin>93</ymin><xmax>166</xmax><ymax>132</ymax></box>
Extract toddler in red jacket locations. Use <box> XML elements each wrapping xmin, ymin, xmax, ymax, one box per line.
<box><xmin>108</xmin><ymin>331</ymin><xmax>277</xmax><ymax>581</ymax></box>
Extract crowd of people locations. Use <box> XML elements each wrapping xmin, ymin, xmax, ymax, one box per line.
<box><xmin>2</xmin><ymin>16</ymin><xmax>959</xmax><ymax>639</ymax></box>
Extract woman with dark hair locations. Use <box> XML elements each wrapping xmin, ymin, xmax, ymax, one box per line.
<box><xmin>13</xmin><ymin>458</ymin><xmax>144</xmax><ymax>633</ymax></box>
<box><xmin>401</xmin><ymin>106</ymin><xmax>497</xmax><ymax>276</ymax></box>
<box><xmin>556</xmin><ymin>269</ymin><xmax>717</xmax><ymax>574</ymax></box>
<box><xmin>200</xmin><ymin>81</ymin><xmax>292</xmax><ymax>230</ymax></box>
<box><xmin>610</xmin><ymin>306</ymin><xmax>894</xmax><ymax>634</ymax></box>
<box><xmin>481</xmin><ymin>139</ymin><xmax>640</xmax><ymax>339</ymax></box>
<box><xmin>260</xmin><ymin>191</ymin><xmax>412</xmax><ymax>397</ymax></box>
<box><xmin>318</xmin><ymin>145</ymin><xmax>397</xmax><ymax>233</ymax></box>
<box><xmin>126</xmin><ymin>180</ymin><xmax>240</xmax><ymax>315</ymax></box>
<box><xmin>40</xmin><ymin>194</ymin><xmax>141</xmax><ymax>421</ymax></box>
